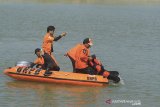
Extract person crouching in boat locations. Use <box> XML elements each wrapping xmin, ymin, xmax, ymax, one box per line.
<box><xmin>42</xmin><ymin>26</ymin><xmax>67</xmax><ymax>67</ymax></box>
<box><xmin>73</xmin><ymin>38</ymin><xmax>96</xmax><ymax>75</ymax></box>
<box><xmin>88</xmin><ymin>54</ymin><xmax>120</xmax><ymax>83</ymax></box>
<box><xmin>31</xmin><ymin>48</ymin><xmax>60</xmax><ymax>76</ymax></box>
<box><xmin>65</xmin><ymin>38</ymin><xmax>120</xmax><ymax>83</ymax></box>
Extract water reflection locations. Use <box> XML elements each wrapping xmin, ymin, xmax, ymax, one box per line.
<box><xmin>6</xmin><ymin>81</ymin><xmax>107</xmax><ymax>107</ymax></box>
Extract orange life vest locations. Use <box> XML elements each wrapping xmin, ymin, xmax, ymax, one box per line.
<box><xmin>42</xmin><ymin>33</ymin><xmax>54</xmax><ymax>55</ymax></box>
<box><xmin>75</xmin><ymin>44</ymin><xmax>90</xmax><ymax>69</ymax></box>
<box><xmin>89</xmin><ymin>58</ymin><xmax>102</xmax><ymax>73</ymax></box>
<box><xmin>89</xmin><ymin>57</ymin><xmax>110</xmax><ymax>77</ymax></box>
<box><xmin>103</xmin><ymin>71</ymin><xmax>110</xmax><ymax>77</ymax></box>
<box><xmin>34</xmin><ymin>56</ymin><xmax>44</xmax><ymax>65</ymax></box>
<box><xmin>67</xmin><ymin>43</ymin><xmax>82</xmax><ymax>60</ymax></box>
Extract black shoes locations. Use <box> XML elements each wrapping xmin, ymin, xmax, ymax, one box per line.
<box><xmin>44</xmin><ymin>71</ymin><xmax>52</xmax><ymax>76</ymax></box>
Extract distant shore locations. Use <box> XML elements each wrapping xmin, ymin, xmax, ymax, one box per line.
<box><xmin>1</xmin><ymin>0</ymin><xmax>160</xmax><ymax>5</ymax></box>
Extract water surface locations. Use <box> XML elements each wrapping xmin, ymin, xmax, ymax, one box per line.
<box><xmin>0</xmin><ymin>2</ymin><xmax>160</xmax><ymax>107</ymax></box>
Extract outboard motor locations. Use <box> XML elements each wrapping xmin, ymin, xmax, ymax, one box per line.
<box><xmin>15</xmin><ymin>61</ymin><xmax>32</xmax><ymax>67</ymax></box>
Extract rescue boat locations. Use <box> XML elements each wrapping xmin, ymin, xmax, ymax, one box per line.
<box><xmin>3</xmin><ymin>61</ymin><xmax>108</xmax><ymax>86</ymax></box>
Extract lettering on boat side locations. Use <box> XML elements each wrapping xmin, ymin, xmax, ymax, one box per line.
<box><xmin>16</xmin><ymin>67</ymin><xmax>33</xmax><ymax>74</ymax></box>
<box><xmin>87</xmin><ymin>75</ymin><xmax>97</xmax><ymax>81</ymax></box>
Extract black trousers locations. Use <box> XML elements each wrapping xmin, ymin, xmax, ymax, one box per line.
<box><xmin>75</xmin><ymin>67</ymin><xmax>96</xmax><ymax>75</ymax></box>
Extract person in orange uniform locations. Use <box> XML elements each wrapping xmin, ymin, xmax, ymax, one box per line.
<box><xmin>74</xmin><ymin>38</ymin><xmax>96</xmax><ymax>74</ymax></box>
<box><xmin>65</xmin><ymin>43</ymin><xmax>82</xmax><ymax>72</ymax></box>
<box><xmin>88</xmin><ymin>54</ymin><xmax>120</xmax><ymax>83</ymax></box>
<box><xmin>33</xmin><ymin>48</ymin><xmax>44</xmax><ymax>69</ymax></box>
<box><xmin>42</xmin><ymin>26</ymin><xmax>67</xmax><ymax>65</ymax></box>
<box><xmin>31</xmin><ymin>48</ymin><xmax>60</xmax><ymax>76</ymax></box>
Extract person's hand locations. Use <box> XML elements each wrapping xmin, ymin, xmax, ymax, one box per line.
<box><xmin>64</xmin><ymin>53</ymin><xmax>68</xmax><ymax>57</ymax></box>
<box><xmin>61</xmin><ymin>32</ymin><xmax>67</xmax><ymax>37</ymax></box>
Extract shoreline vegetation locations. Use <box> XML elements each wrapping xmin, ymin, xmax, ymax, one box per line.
<box><xmin>1</xmin><ymin>0</ymin><xmax>160</xmax><ymax>5</ymax></box>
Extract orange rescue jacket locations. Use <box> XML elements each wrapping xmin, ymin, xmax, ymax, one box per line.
<box><xmin>34</xmin><ymin>56</ymin><xmax>44</xmax><ymax>65</ymax></box>
<box><xmin>67</xmin><ymin>43</ymin><xmax>82</xmax><ymax>60</ymax></box>
<box><xmin>42</xmin><ymin>33</ymin><xmax>54</xmax><ymax>55</ymax></box>
<box><xmin>75</xmin><ymin>44</ymin><xmax>90</xmax><ymax>69</ymax></box>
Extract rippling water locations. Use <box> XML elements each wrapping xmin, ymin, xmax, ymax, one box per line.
<box><xmin>0</xmin><ymin>2</ymin><xmax>160</xmax><ymax>107</ymax></box>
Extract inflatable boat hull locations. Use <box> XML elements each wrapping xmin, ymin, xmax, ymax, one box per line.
<box><xmin>4</xmin><ymin>67</ymin><xmax>108</xmax><ymax>86</ymax></box>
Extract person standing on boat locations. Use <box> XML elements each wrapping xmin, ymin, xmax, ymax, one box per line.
<box><xmin>31</xmin><ymin>48</ymin><xmax>60</xmax><ymax>76</ymax></box>
<box><xmin>74</xmin><ymin>38</ymin><xmax>96</xmax><ymax>74</ymax></box>
<box><xmin>42</xmin><ymin>26</ymin><xmax>67</xmax><ymax>65</ymax></box>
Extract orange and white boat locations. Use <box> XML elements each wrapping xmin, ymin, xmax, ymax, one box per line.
<box><xmin>4</xmin><ymin>62</ymin><xmax>108</xmax><ymax>86</ymax></box>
